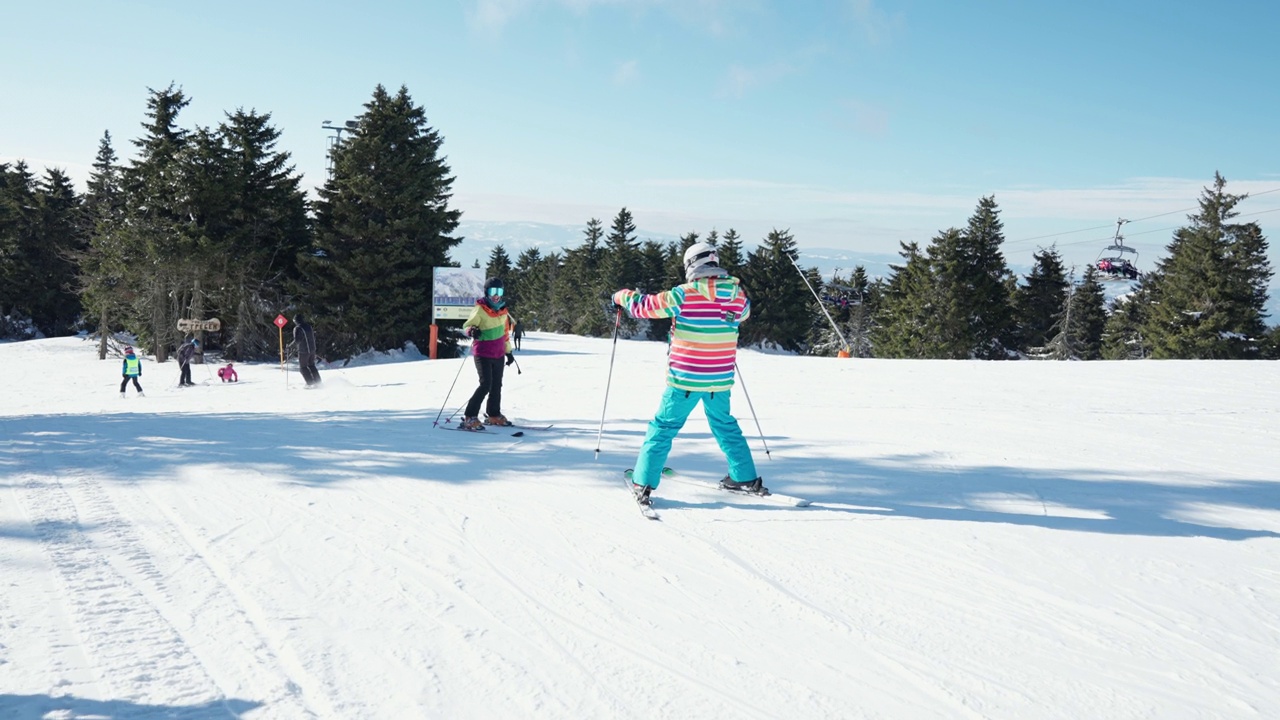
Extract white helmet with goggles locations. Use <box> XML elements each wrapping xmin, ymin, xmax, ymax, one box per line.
<box><xmin>683</xmin><ymin>242</ymin><xmax>722</xmax><ymax>282</ymax></box>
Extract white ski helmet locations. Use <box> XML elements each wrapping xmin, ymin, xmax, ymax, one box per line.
<box><xmin>683</xmin><ymin>241</ymin><xmax>721</xmax><ymax>282</ymax></box>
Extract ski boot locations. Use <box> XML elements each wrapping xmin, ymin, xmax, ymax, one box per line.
<box><xmin>720</xmin><ymin>476</ymin><xmax>770</xmax><ymax>496</ymax></box>
<box><xmin>631</xmin><ymin>483</ymin><xmax>653</xmax><ymax>507</ymax></box>
<box><xmin>484</xmin><ymin>414</ymin><xmax>513</xmax><ymax>427</ymax></box>
<box><xmin>624</xmin><ymin>469</ymin><xmax>655</xmax><ymax>506</ymax></box>
<box><xmin>459</xmin><ymin>416</ymin><xmax>485</xmax><ymax>431</ymax></box>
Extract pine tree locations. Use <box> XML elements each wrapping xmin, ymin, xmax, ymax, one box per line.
<box><xmin>1140</xmin><ymin>173</ymin><xmax>1273</xmax><ymax>358</ymax></box>
<box><xmin>0</xmin><ymin>162</ymin><xmax>43</xmax><ymax>337</ymax></box>
<box><xmin>738</xmin><ymin>229</ymin><xmax>812</xmax><ymax>351</ymax></box>
<box><xmin>1035</xmin><ymin>267</ymin><xmax>1106</xmax><ymax>360</ymax></box>
<box><xmin>873</xmin><ymin>239</ymin><xmax>940</xmax><ymax>358</ymax></box>
<box><xmin>560</xmin><ymin>218</ymin><xmax>612</xmax><ymax>336</ymax></box>
<box><xmin>1071</xmin><ymin>266</ymin><xmax>1108</xmax><ymax>359</ymax></box>
<box><xmin>1261</xmin><ymin>324</ymin><xmax>1279</xmax><ymax>360</ymax></box>
<box><xmin>602</xmin><ymin>207</ymin><xmax>641</xmax><ymax>293</ymax></box>
<box><xmin>485</xmin><ymin>245</ymin><xmax>513</xmax><ymax>282</ymax></box>
<box><xmin>0</xmin><ymin>163</ymin><xmax>15</xmax><ymax>335</ymax></box>
<box><xmin>32</xmin><ymin>168</ymin><xmax>86</xmax><ymax>335</ymax></box>
<box><xmin>638</xmin><ymin>240</ymin><xmax>672</xmax><ymax>340</ymax></box>
<box><xmin>120</xmin><ymin>84</ymin><xmax>195</xmax><ymax>361</ymax></box>
<box><xmin>932</xmin><ymin>196</ymin><xmax>1016</xmax><ymax>358</ymax></box>
<box><xmin>211</xmin><ymin>109</ymin><xmax>311</xmax><ymax>359</ymax></box>
<box><xmin>1013</xmin><ymin>246</ymin><xmax>1069</xmax><ymax>354</ymax></box>
<box><xmin>717</xmin><ymin>228</ymin><xmax>745</xmax><ymax>277</ymax></box>
<box><xmin>509</xmin><ymin>247</ymin><xmax>545</xmax><ymax>329</ymax></box>
<box><xmin>1101</xmin><ymin>287</ymin><xmax>1150</xmax><ymax>359</ymax></box>
<box><xmin>80</xmin><ymin>131</ymin><xmax>131</xmax><ymax>358</ymax></box>
<box><xmin>307</xmin><ymin>84</ymin><xmax>462</xmax><ymax>354</ymax></box>
<box><xmin>925</xmin><ymin>227</ymin><xmax>974</xmax><ymax>358</ymax></box>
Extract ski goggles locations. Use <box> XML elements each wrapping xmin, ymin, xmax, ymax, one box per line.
<box><xmin>487</xmin><ymin>287</ymin><xmax>504</xmax><ymax>297</ymax></box>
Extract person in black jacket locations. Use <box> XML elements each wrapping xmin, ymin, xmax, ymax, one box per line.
<box><xmin>177</xmin><ymin>338</ymin><xmax>199</xmax><ymax>387</ymax></box>
<box><xmin>294</xmin><ymin>315</ymin><xmax>321</xmax><ymax>386</ymax></box>
<box><xmin>512</xmin><ymin>318</ymin><xmax>524</xmax><ymax>351</ymax></box>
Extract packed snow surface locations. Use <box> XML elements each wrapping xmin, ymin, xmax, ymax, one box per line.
<box><xmin>2</xmin><ymin>334</ymin><xmax>1278</xmax><ymax>719</ymax></box>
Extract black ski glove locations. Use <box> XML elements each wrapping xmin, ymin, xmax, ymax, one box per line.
<box><xmin>505</xmin><ymin>352</ymin><xmax>515</xmax><ymax>367</ymax></box>
<box><xmin>465</xmin><ymin>326</ymin><xmax>478</xmax><ymax>339</ymax></box>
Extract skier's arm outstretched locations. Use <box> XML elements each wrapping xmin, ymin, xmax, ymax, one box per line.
<box><xmin>612</xmin><ymin>287</ymin><xmax>684</xmax><ymax>319</ymax></box>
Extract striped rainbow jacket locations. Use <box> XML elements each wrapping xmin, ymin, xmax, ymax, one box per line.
<box><xmin>613</xmin><ymin>275</ymin><xmax>751</xmax><ymax>392</ymax></box>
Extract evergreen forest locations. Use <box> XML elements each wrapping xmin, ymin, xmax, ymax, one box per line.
<box><xmin>2</xmin><ymin>84</ymin><xmax>1276</xmax><ymax>361</ymax></box>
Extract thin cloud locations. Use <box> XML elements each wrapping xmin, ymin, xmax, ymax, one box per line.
<box><xmin>838</xmin><ymin>99</ymin><xmax>891</xmax><ymax>137</ymax></box>
<box><xmin>613</xmin><ymin>59</ymin><xmax>640</xmax><ymax>85</ymax></box>
<box><xmin>847</xmin><ymin>0</ymin><xmax>901</xmax><ymax>46</ymax></box>
<box><xmin>468</xmin><ymin>0</ymin><xmax>750</xmax><ymax>35</ymax></box>
<box><xmin>718</xmin><ymin>60</ymin><xmax>796</xmax><ymax>98</ymax></box>
<box><xmin>643</xmin><ymin>177</ymin><xmax>802</xmax><ymax>190</ymax></box>
<box><xmin>468</xmin><ymin>0</ymin><xmax>534</xmax><ymax>32</ymax></box>
<box><xmin>996</xmin><ymin>177</ymin><xmax>1280</xmax><ymax>221</ymax></box>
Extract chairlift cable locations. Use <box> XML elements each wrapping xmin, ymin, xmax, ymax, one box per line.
<box><xmin>1006</xmin><ymin>185</ymin><xmax>1280</xmax><ymax>247</ymax></box>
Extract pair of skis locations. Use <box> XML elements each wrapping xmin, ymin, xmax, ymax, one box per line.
<box><xmin>624</xmin><ymin>467</ymin><xmax>810</xmax><ymax>520</ymax></box>
<box><xmin>443</xmin><ymin>421</ymin><xmax>553</xmax><ymax>438</ymax></box>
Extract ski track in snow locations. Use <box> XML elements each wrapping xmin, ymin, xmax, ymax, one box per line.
<box><xmin>669</xmin><ymin>518</ymin><xmax>983</xmax><ymax>718</ymax></box>
<box><xmin>329</xmin><ymin>468</ymin><xmax>666</xmax><ymax>719</ymax></box>
<box><xmin>647</xmin><ymin>484</ymin><xmax>991</xmax><ymax>718</ymax></box>
<box><xmin>10</xmin><ymin>433</ymin><xmax>328</xmax><ymax>719</ymax></box>
<box><xmin>14</xmin><ymin>470</ymin><xmax>233</xmax><ymax>716</ymax></box>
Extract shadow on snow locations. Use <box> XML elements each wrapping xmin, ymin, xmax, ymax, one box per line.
<box><xmin>2</xmin><ymin>411</ymin><xmax>1277</xmax><ymax>542</ymax></box>
<box><xmin>0</xmin><ymin>693</ymin><xmax>261</xmax><ymax>719</ymax></box>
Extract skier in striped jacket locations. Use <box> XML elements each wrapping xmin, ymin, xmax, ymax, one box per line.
<box><xmin>612</xmin><ymin>242</ymin><xmax>765</xmax><ymax>505</ymax></box>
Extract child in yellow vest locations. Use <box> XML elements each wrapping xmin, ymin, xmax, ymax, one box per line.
<box><xmin>120</xmin><ymin>346</ymin><xmax>144</xmax><ymax>397</ymax></box>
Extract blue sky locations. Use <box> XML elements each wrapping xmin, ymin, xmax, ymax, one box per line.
<box><xmin>3</xmin><ymin>0</ymin><xmax>1279</xmax><ymax>283</ymax></box>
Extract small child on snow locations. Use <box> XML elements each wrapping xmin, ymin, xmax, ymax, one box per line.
<box><xmin>120</xmin><ymin>345</ymin><xmax>144</xmax><ymax>397</ymax></box>
<box><xmin>217</xmin><ymin>362</ymin><xmax>238</xmax><ymax>382</ymax></box>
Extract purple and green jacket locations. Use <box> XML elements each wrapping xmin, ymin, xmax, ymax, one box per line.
<box><xmin>462</xmin><ymin>300</ymin><xmax>514</xmax><ymax>359</ymax></box>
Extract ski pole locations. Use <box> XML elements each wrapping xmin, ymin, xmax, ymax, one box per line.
<box><xmin>734</xmin><ymin>362</ymin><xmax>772</xmax><ymax>460</ymax></box>
<box><xmin>433</xmin><ymin>345</ymin><xmax>470</xmax><ymax>427</ymax></box>
<box><xmin>788</xmin><ymin>254</ymin><xmax>851</xmax><ymax>356</ymax></box>
<box><xmin>511</xmin><ymin>355</ymin><xmax>522</xmax><ymax>375</ymax></box>
<box><xmin>594</xmin><ymin>307</ymin><xmax>623</xmax><ymax>460</ymax></box>
<box><xmin>442</xmin><ymin>404</ymin><xmax>466</xmax><ymax>425</ymax></box>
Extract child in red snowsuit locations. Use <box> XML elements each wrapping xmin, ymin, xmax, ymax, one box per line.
<box><xmin>217</xmin><ymin>363</ymin><xmax>238</xmax><ymax>382</ymax></box>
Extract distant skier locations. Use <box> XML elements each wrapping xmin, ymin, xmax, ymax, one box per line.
<box><xmin>460</xmin><ymin>277</ymin><xmax>516</xmax><ymax>430</ymax></box>
<box><xmin>218</xmin><ymin>362</ymin><xmax>238</xmax><ymax>382</ymax></box>
<box><xmin>293</xmin><ymin>314</ymin><xmax>321</xmax><ymax>386</ymax></box>
<box><xmin>120</xmin><ymin>345</ymin><xmax>144</xmax><ymax>398</ymax></box>
<box><xmin>612</xmin><ymin>241</ymin><xmax>764</xmax><ymax>506</ymax></box>
<box><xmin>177</xmin><ymin>338</ymin><xmax>199</xmax><ymax>387</ymax></box>
<box><xmin>512</xmin><ymin>318</ymin><xmax>525</xmax><ymax>352</ymax></box>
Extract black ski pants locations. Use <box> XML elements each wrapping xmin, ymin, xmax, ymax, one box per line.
<box><xmin>179</xmin><ymin>363</ymin><xmax>193</xmax><ymax>386</ymax></box>
<box><xmin>299</xmin><ymin>353</ymin><xmax>321</xmax><ymax>385</ymax></box>
<box><xmin>464</xmin><ymin>355</ymin><xmax>506</xmax><ymax>419</ymax></box>
<box><xmin>120</xmin><ymin>376</ymin><xmax>143</xmax><ymax>393</ymax></box>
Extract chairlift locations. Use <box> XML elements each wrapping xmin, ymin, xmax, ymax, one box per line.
<box><xmin>820</xmin><ymin>281</ymin><xmax>864</xmax><ymax>309</ymax></box>
<box><xmin>1094</xmin><ymin>218</ymin><xmax>1141</xmax><ymax>281</ymax></box>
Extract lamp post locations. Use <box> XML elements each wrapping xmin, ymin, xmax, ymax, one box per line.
<box><xmin>321</xmin><ymin>119</ymin><xmax>358</xmax><ymax>177</ymax></box>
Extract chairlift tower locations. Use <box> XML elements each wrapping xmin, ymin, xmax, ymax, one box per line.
<box><xmin>321</xmin><ymin>119</ymin><xmax>359</xmax><ymax>177</ymax></box>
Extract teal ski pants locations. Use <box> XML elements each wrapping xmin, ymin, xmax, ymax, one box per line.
<box><xmin>632</xmin><ymin>386</ymin><xmax>758</xmax><ymax>489</ymax></box>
